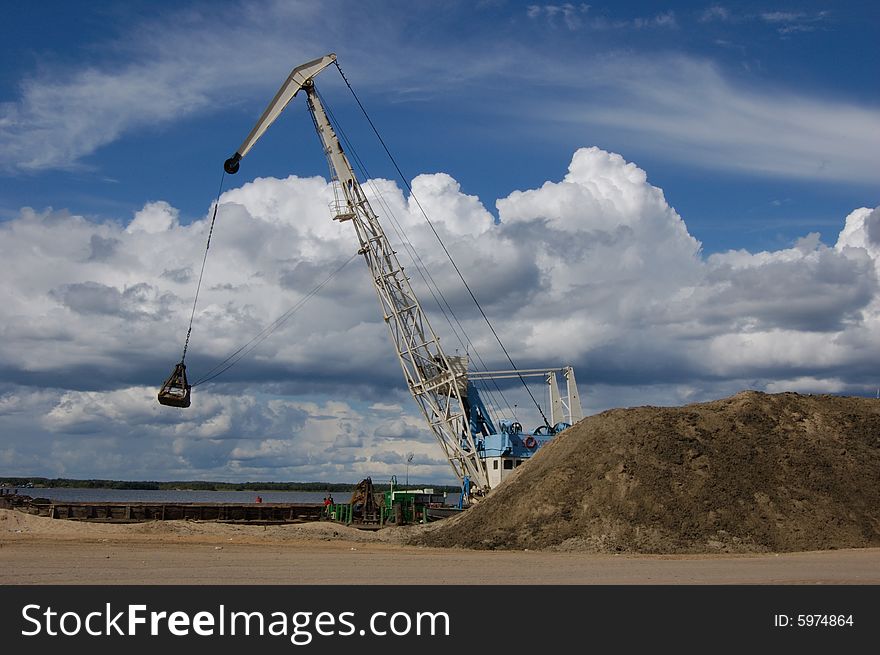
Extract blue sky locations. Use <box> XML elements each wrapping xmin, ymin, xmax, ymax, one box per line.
<box><xmin>4</xmin><ymin>0</ymin><xmax>877</xmax><ymax>251</ymax></box>
<box><xmin>1</xmin><ymin>1</ymin><xmax>878</xmax><ymax>484</ymax></box>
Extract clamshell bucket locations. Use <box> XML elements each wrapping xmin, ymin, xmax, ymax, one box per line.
<box><xmin>158</xmin><ymin>362</ymin><xmax>191</xmax><ymax>408</ymax></box>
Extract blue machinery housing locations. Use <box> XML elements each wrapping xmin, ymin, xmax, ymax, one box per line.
<box><xmin>461</xmin><ymin>376</ymin><xmax>578</xmax><ymax>489</ymax></box>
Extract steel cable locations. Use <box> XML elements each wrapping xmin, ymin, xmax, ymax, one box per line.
<box><xmin>334</xmin><ymin>62</ymin><xmax>551</xmax><ymax>427</ymax></box>
<box><xmin>180</xmin><ymin>171</ymin><xmax>226</xmax><ymax>363</ymax></box>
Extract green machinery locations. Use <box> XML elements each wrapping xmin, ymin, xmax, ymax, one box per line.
<box><xmin>327</xmin><ymin>477</ymin><xmax>446</xmax><ymax>527</ymax></box>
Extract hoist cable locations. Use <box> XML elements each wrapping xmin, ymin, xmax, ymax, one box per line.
<box><xmin>317</xmin><ymin>88</ymin><xmax>516</xmax><ymax>421</ymax></box>
<box><xmin>318</xmin><ymin>90</ymin><xmax>514</xmax><ymax>420</ymax></box>
<box><xmin>180</xmin><ymin>170</ymin><xmax>226</xmax><ymax>363</ymax></box>
<box><xmin>334</xmin><ymin>62</ymin><xmax>551</xmax><ymax>427</ymax></box>
<box><xmin>191</xmin><ymin>252</ymin><xmax>358</xmax><ymax>387</ymax></box>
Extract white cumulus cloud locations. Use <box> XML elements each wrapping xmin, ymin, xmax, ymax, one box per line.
<box><xmin>1</xmin><ymin>147</ymin><xmax>878</xmax><ymax>482</ymax></box>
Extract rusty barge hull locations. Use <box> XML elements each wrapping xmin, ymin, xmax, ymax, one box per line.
<box><xmin>3</xmin><ymin>496</ymin><xmax>325</xmax><ymax>524</ymax></box>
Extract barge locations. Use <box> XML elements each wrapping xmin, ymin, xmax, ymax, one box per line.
<box><xmin>0</xmin><ymin>493</ymin><xmax>324</xmax><ymax>524</ymax></box>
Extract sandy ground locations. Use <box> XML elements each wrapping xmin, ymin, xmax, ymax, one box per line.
<box><xmin>2</xmin><ymin>510</ymin><xmax>878</xmax><ymax>585</ymax></box>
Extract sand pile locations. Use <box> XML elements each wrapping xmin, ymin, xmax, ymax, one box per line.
<box><xmin>418</xmin><ymin>391</ymin><xmax>880</xmax><ymax>553</ymax></box>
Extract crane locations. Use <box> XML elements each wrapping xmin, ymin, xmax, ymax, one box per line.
<box><xmin>219</xmin><ymin>54</ymin><xmax>582</xmax><ymax>495</ymax></box>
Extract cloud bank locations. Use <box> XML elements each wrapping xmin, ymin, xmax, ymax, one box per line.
<box><xmin>1</xmin><ymin>147</ymin><xmax>878</xmax><ymax>482</ymax></box>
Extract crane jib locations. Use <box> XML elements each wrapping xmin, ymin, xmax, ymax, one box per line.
<box><xmin>158</xmin><ymin>54</ymin><xmax>583</xmax><ymax>499</ymax></box>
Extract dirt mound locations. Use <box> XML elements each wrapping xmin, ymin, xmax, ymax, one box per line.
<box><xmin>418</xmin><ymin>391</ymin><xmax>880</xmax><ymax>553</ymax></box>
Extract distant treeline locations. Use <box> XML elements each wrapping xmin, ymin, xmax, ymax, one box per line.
<box><xmin>0</xmin><ymin>477</ymin><xmax>458</xmax><ymax>493</ymax></box>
